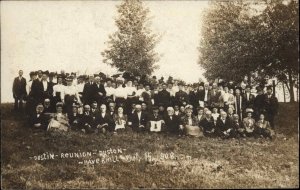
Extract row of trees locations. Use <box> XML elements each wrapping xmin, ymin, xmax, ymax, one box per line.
<box><xmin>101</xmin><ymin>0</ymin><xmax>298</xmax><ymax>102</ymax></box>
<box><xmin>198</xmin><ymin>0</ymin><xmax>298</xmax><ymax>102</ymax></box>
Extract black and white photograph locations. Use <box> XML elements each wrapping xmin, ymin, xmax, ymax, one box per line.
<box><xmin>1</xmin><ymin>0</ymin><xmax>299</xmax><ymax>189</ymax></box>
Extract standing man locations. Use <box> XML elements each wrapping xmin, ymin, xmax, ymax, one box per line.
<box><xmin>243</xmin><ymin>85</ymin><xmax>255</xmax><ymax>109</ymax></box>
<box><xmin>93</xmin><ymin>76</ymin><xmax>106</xmax><ymax>106</ymax></box>
<box><xmin>264</xmin><ymin>86</ymin><xmax>278</xmax><ymax>129</ymax></box>
<box><xmin>12</xmin><ymin>70</ymin><xmax>27</xmax><ymax>112</ymax></box>
<box><xmin>82</xmin><ymin>75</ymin><xmax>95</xmax><ymax>105</ymax></box>
<box><xmin>234</xmin><ymin>88</ymin><xmax>244</xmax><ymax>120</ymax></box>
<box><xmin>157</xmin><ymin>83</ymin><xmax>171</xmax><ymax>108</ymax></box>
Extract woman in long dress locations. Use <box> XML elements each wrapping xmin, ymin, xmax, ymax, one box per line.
<box><xmin>47</xmin><ymin>102</ymin><xmax>69</xmax><ymax>132</ymax></box>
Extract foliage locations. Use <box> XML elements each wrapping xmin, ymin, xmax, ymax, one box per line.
<box><xmin>102</xmin><ymin>0</ymin><xmax>160</xmax><ymax>76</ymax></box>
<box><xmin>199</xmin><ymin>0</ymin><xmax>298</xmax><ymax>98</ymax></box>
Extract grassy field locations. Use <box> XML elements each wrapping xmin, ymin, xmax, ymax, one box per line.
<box><xmin>1</xmin><ymin>103</ymin><xmax>299</xmax><ymax>189</ymax></box>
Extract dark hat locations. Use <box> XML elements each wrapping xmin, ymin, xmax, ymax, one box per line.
<box><xmin>29</xmin><ymin>71</ymin><xmax>36</xmax><ymax>77</ymax></box>
<box><xmin>246</xmin><ymin>85</ymin><xmax>252</xmax><ymax>89</ymax></box>
<box><xmin>49</xmin><ymin>72</ymin><xmax>55</xmax><ymax>77</ymax></box>
<box><xmin>199</xmin><ymin>82</ymin><xmax>204</xmax><ymax>87</ymax></box>
<box><xmin>42</xmin><ymin>70</ymin><xmax>49</xmax><ymax>75</ymax></box>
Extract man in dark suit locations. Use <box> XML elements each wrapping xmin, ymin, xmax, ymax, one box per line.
<box><xmin>29</xmin><ymin>104</ymin><xmax>47</xmax><ymax>130</ymax></box>
<box><xmin>93</xmin><ymin>76</ymin><xmax>106</xmax><ymax>106</ymax></box>
<box><xmin>233</xmin><ymin>88</ymin><xmax>244</xmax><ymax>120</ymax></box>
<box><xmin>80</xmin><ymin>105</ymin><xmax>95</xmax><ymax>133</ymax></box>
<box><xmin>175</xmin><ymin>82</ymin><xmax>189</xmax><ymax>107</ymax></box>
<box><xmin>68</xmin><ymin>104</ymin><xmax>82</xmax><ymax>131</ymax></box>
<box><xmin>242</xmin><ymin>85</ymin><xmax>255</xmax><ymax>109</ymax></box>
<box><xmin>12</xmin><ymin>70</ymin><xmax>27</xmax><ymax>112</ymax></box>
<box><xmin>199</xmin><ymin>110</ymin><xmax>216</xmax><ymax>137</ymax></box>
<box><xmin>264</xmin><ymin>86</ymin><xmax>279</xmax><ymax>129</ymax></box>
<box><xmin>147</xmin><ymin>106</ymin><xmax>165</xmax><ymax>132</ymax></box>
<box><xmin>208</xmin><ymin>83</ymin><xmax>220</xmax><ymax>109</ymax></box>
<box><xmin>216</xmin><ymin>111</ymin><xmax>235</xmax><ymax>139</ymax></box>
<box><xmin>82</xmin><ymin>75</ymin><xmax>95</xmax><ymax>105</ymax></box>
<box><xmin>95</xmin><ymin>104</ymin><xmax>115</xmax><ymax>133</ymax></box>
<box><xmin>164</xmin><ymin>107</ymin><xmax>181</xmax><ymax>135</ymax></box>
<box><xmin>41</xmin><ymin>71</ymin><xmax>53</xmax><ymax>101</ymax></box>
<box><xmin>130</xmin><ymin>104</ymin><xmax>148</xmax><ymax>132</ymax></box>
<box><xmin>157</xmin><ymin>83</ymin><xmax>171</xmax><ymax>108</ymax></box>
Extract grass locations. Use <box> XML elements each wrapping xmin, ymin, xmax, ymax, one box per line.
<box><xmin>1</xmin><ymin>103</ymin><xmax>299</xmax><ymax>189</ymax></box>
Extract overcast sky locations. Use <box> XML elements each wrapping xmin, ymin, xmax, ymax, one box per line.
<box><xmin>1</xmin><ymin>0</ymin><xmax>209</xmax><ymax>102</ymax></box>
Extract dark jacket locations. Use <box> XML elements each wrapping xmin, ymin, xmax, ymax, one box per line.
<box><xmin>164</xmin><ymin>115</ymin><xmax>181</xmax><ymax>134</ymax></box>
<box><xmin>93</xmin><ymin>83</ymin><xmax>106</xmax><ymax>103</ymax></box>
<box><xmin>263</xmin><ymin>94</ymin><xmax>279</xmax><ymax>115</ymax></box>
<box><xmin>95</xmin><ymin>113</ymin><xmax>115</xmax><ymax>131</ymax></box>
<box><xmin>29</xmin><ymin>112</ymin><xmax>47</xmax><ymax>130</ymax></box>
<box><xmin>130</xmin><ymin>111</ymin><xmax>148</xmax><ymax>131</ymax></box>
<box><xmin>216</xmin><ymin>117</ymin><xmax>233</xmax><ymax>135</ymax></box>
<box><xmin>12</xmin><ymin>77</ymin><xmax>27</xmax><ymax>98</ymax></box>
<box><xmin>242</xmin><ymin>93</ymin><xmax>255</xmax><ymax>109</ymax></box>
<box><xmin>175</xmin><ymin>90</ymin><xmax>189</xmax><ymax>106</ymax></box>
<box><xmin>157</xmin><ymin>90</ymin><xmax>171</xmax><ymax>107</ymax></box>
<box><xmin>82</xmin><ymin>82</ymin><xmax>95</xmax><ymax>104</ymax></box>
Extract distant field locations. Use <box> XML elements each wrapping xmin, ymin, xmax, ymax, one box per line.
<box><xmin>1</xmin><ymin>103</ymin><xmax>299</xmax><ymax>189</ymax></box>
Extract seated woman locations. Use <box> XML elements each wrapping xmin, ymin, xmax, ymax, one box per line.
<box><xmin>47</xmin><ymin>102</ymin><xmax>69</xmax><ymax>132</ymax></box>
<box><xmin>113</xmin><ymin>105</ymin><xmax>128</xmax><ymax>132</ymax></box>
<box><xmin>254</xmin><ymin>113</ymin><xmax>274</xmax><ymax>139</ymax></box>
<box><xmin>180</xmin><ymin>105</ymin><xmax>202</xmax><ymax>137</ymax></box>
<box><xmin>242</xmin><ymin>108</ymin><xmax>256</xmax><ymax>137</ymax></box>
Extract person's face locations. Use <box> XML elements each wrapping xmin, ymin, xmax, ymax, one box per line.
<box><xmin>246</xmin><ymin>88</ymin><xmax>251</xmax><ymax>93</ymax></box>
<box><xmin>199</xmin><ymin>86</ymin><xmax>204</xmax><ymax>91</ymax></box>
<box><xmin>260</xmin><ymin>114</ymin><xmax>265</xmax><ymax>120</ymax></box>
<box><xmin>145</xmin><ymin>85</ymin><xmax>150</xmax><ymax>91</ymax></box>
<box><xmin>84</xmin><ymin>106</ymin><xmax>90</xmax><ymax>112</ymax></box>
<box><xmin>235</xmin><ymin>89</ymin><xmax>241</xmax><ymax>96</ymax></box>
<box><xmin>206</xmin><ymin>113</ymin><xmax>212</xmax><ymax>119</ymax></box>
<box><xmin>221</xmin><ymin>112</ymin><xmax>227</xmax><ymax>119</ymax></box>
<box><xmin>167</xmin><ymin>109</ymin><xmax>174</xmax><ymax>116</ymax></box>
<box><xmin>174</xmin><ymin>105</ymin><xmax>179</xmax><ymax>111</ymax></box>
<box><xmin>132</xmin><ymin>104</ymin><xmax>136</xmax><ymax>109</ymax></box>
<box><xmin>135</xmin><ymin>106</ymin><xmax>141</xmax><ymax>112</ymax></box>
<box><xmin>267</xmin><ymin>89</ymin><xmax>272</xmax><ymax>95</ymax></box>
<box><xmin>96</xmin><ymin>78</ymin><xmax>101</xmax><ymax>83</ymax></box>
<box><xmin>57</xmin><ymin>78</ymin><xmax>63</xmax><ymax>84</ymax></box>
<box><xmin>228</xmin><ymin>108</ymin><xmax>233</xmax><ymax>114</ymax></box>
<box><xmin>204</xmin><ymin>84</ymin><xmax>209</xmax><ymax>89</ymax></box>
<box><xmin>247</xmin><ymin>112</ymin><xmax>252</xmax><ymax>118</ymax></box>
<box><xmin>42</xmin><ymin>74</ymin><xmax>48</xmax><ymax>81</ymax></box>
<box><xmin>112</xmin><ymin>83</ymin><xmax>116</xmax><ymax>88</ymax></box>
<box><xmin>72</xmin><ymin>107</ymin><xmax>78</xmax><ymax>113</ymax></box>
<box><xmin>127</xmin><ymin>81</ymin><xmax>132</xmax><ymax>87</ymax></box>
<box><xmin>19</xmin><ymin>70</ymin><xmax>23</xmax><ymax>77</ymax></box>
<box><xmin>89</xmin><ymin>77</ymin><xmax>94</xmax><ymax>82</ymax></box>
<box><xmin>38</xmin><ymin>71</ymin><xmax>43</xmax><ymax>78</ymax></box>
<box><xmin>218</xmin><ymin>86</ymin><xmax>223</xmax><ymax>91</ymax></box>
<box><xmin>57</xmin><ymin>107</ymin><xmax>63</xmax><ymax>113</ymax></box>
<box><xmin>109</xmin><ymin>104</ymin><xmax>115</xmax><ymax>111</ymax></box>
<box><xmin>212</xmin><ymin>84</ymin><xmax>217</xmax><ymax>89</ymax></box>
<box><xmin>198</xmin><ymin>109</ymin><xmax>204</xmax><ymax>115</ymax></box>
<box><xmin>141</xmin><ymin>103</ymin><xmax>147</xmax><ymax>110</ymax></box>
<box><xmin>100</xmin><ymin>105</ymin><xmax>106</xmax><ymax>113</ymax></box>
<box><xmin>49</xmin><ymin>76</ymin><xmax>53</xmax><ymax>81</ymax></box>
<box><xmin>153</xmin><ymin>109</ymin><xmax>159</xmax><ymax>115</ymax></box>
<box><xmin>213</xmin><ymin>108</ymin><xmax>218</xmax><ymax>113</ymax></box>
<box><xmin>168</xmin><ymin>84</ymin><xmax>173</xmax><ymax>89</ymax></box>
<box><xmin>159</xmin><ymin>106</ymin><xmax>164</xmax><ymax>111</ymax></box>
<box><xmin>162</xmin><ymin>84</ymin><xmax>167</xmax><ymax>90</ymax></box>
<box><xmin>229</xmin><ymin>89</ymin><xmax>234</xmax><ymax>94</ymax></box>
<box><xmin>92</xmin><ymin>103</ymin><xmax>98</xmax><ymax>109</ymax></box>
<box><xmin>180</xmin><ymin>106</ymin><xmax>185</xmax><ymax>112</ymax></box>
<box><xmin>32</xmin><ymin>74</ymin><xmax>37</xmax><ymax>80</ymax></box>
<box><xmin>44</xmin><ymin>101</ymin><xmax>50</xmax><ymax>107</ymax></box>
<box><xmin>36</xmin><ymin>106</ymin><xmax>44</xmax><ymax>113</ymax></box>
<box><xmin>186</xmin><ymin>110</ymin><xmax>192</xmax><ymax>117</ymax></box>
<box><xmin>118</xmin><ymin>107</ymin><xmax>123</xmax><ymax>114</ymax></box>
<box><xmin>224</xmin><ymin>87</ymin><xmax>229</xmax><ymax>93</ymax></box>
<box><xmin>138</xmin><ymin>84</ymin><xmax>143</xmax><ymax>90</ymax></box>
<box><xmin>179</xmin><ymin>85</ymin><xmax>183</xmax><ymax>91</ymax></box>
<box><xmin>233</xmin><ymin>115</ymin><xmax>239</xmax><ymax>120</ymax></box>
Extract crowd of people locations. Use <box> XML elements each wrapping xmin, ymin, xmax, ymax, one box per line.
<box><xmin>12</xmin><ymin>69</ymin><xmax>279</xmax><ymax>139</ymax></box>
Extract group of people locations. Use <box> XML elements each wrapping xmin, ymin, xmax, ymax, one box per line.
<box><xmin>12</xmin><ymin>69</ymin><xmax>279</xmax><ymax>139</ymax></box>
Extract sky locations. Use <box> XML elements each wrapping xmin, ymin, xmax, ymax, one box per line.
<box><xmin>1</xmin><ymin>0</ymin><xmax>209</xmax><ymax>103</ymax></box>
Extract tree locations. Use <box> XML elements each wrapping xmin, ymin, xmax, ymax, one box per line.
<box><xmin>198</xmin><ymin>0</ymin><xmax>299</xmax><ymax>101</ymax></box>
<box><xmin>102</xmin><ymin>0</ymin><xmax>160</xmax><ymax>76</ymax></box>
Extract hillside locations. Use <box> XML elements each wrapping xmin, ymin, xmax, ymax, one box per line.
<box><xmin>1</xmin><ymin>103</ymin><xmax>299</xmax><ymax>189</ymax></box>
